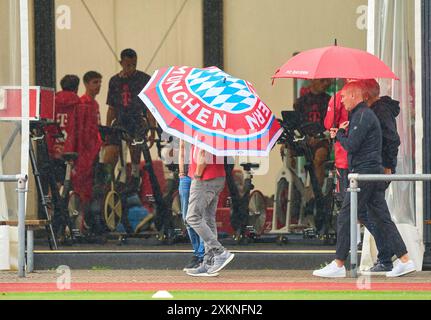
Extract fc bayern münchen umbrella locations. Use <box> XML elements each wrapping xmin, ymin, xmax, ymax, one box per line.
<box><xmin>138</xmin><ymin>66</ymin><xmax>283</xmax><ymax>156</ymax></box>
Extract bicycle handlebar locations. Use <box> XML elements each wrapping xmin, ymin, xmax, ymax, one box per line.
<box><xmin>30</xmin><ymin>119</ymin><xmax>64</xmax><ymax>139</ymax></box>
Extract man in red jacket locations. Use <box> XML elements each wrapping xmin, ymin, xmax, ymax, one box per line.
<box><xmin>74</xmin><ymin>71</ymin><xmax>103</xmax><ymax>206</ymax></box>
<box><xmin>45</xmin><ymin>75</ymin><xmax>81</xmax><ymax>184</ymax></box>
<box><xmin>324</xmin><ymin>81</ymin><xmax>350</xmax><ymax>203</ymax></box>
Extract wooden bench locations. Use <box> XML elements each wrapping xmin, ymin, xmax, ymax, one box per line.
<box><xmin>0</xmin><ymin>220</ymin><xmax>48</xmax><ymax>227</ymax></box>
<box><xmin>0</xmin><ymin>219</ymin><xmax>48</xmax><ymax>272</ymax></box>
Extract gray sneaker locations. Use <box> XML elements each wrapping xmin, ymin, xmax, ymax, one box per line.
<box><xmin>186</xmin><ymin>263</ymin><xmax>219</xmax><ymax>277</ymax></box>
<box><xmin>207</xmin><ymin>250</ymin><xmax>235</xmax><ymax>274</ymax></box>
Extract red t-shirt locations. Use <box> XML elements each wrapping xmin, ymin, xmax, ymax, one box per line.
<box><xmin>70</xmin><ymin>94</ymin><xmax>103</xmax><ymax>203</ymax></box>
<box><xmin>187</xmin><ymin>145</ymin><xmax>225</xmax><ymax>181</ymax></box>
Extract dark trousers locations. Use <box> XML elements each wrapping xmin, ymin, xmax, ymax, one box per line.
<box><xmin>358</xmin><ymin>203</ymin><xmax>395</xmax><ymax>265</ymax></box>
<box><xmin>336</xmin><ymin>169</ymin><xmax>394</xmax><ymax>265</ymax></box>
<box><xmin>336</xmin><ymin>168</ymin><xmax>349</xmax><ymax>203</ymax></box>
<box><xmin>335</xmin><ymin>179</ymin><xmax>407</xmax><ymax>262</ymax></box>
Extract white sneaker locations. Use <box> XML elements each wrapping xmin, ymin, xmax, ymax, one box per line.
<box><xmin>386</xmin><ymin>260</ymin><xmax>416</xmax><ymax>277</ymax></box>
<box><xmin>313</xmin><ymin>261</ymin><xmax>346</xmax><ymax>278</ymax></box>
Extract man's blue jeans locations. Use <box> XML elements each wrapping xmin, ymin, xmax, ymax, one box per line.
<box><xmin>179</xmin><ymin>176</ymin><xmax>204</xmax><ymax>260</ymax></box>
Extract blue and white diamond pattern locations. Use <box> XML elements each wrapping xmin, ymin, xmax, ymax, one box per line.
<box><xmin>186</xmin><ymin>68</ymin><xmax>257</xmax><ymax>112</ymax></box>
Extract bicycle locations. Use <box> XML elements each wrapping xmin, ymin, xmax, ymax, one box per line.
<box><xmin>225</xmin><ymin>160</ymin><xmax>268</xmax><ymax>244</ymax></box>
<box><xmin>30</xmin><ymin>119</ymin><xmax>77</xmax><ymax>247</ymax></box>
<box><xmin>271</xmin><ymin>110</ymin><xmax>337</xmax><ymax>244</ymax></box>
<box><xmin>99</xmin><ymin>124</ymin><xmax>182</xmax><ymax>244</ymax></box>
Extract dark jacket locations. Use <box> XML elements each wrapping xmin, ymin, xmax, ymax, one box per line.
<box><xmin>336</xmin><ymin>102</ymin><xmax>383</xmax><ymax>174</ymax></box>
<box><xmin>370</xmin><ymin>96</ymin><xmax>401</xmax><ymax>173</ymax></box>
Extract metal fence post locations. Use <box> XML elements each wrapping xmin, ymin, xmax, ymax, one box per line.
<box><xmin>349</xmin><ymin>175</ymin><xmax>359</xmax><ymax>278</ymax></box>
<box><xmin>17</xmin><ymin>175</ymin><xmax>28</xmax><ymax>278</ymax></box>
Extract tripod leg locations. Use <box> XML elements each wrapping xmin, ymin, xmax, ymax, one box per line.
<box><xmin>140</xmin><ymin>141</ymin><xmax>171</xmax><ymax>234</ymax></box>
<box><xmin>47</xmin><ymin>166</ymin><xmax>76</xmax><ymax>244</ymax></box>
<box><xmin>29</xmin><ymin>141</ymin><xmax>58</xmax><ymax>249</ymax></box>
<box><xmin>224</xmin><ymin>161</ymin><xmax>244</xmax><ymax>234</ymax></box>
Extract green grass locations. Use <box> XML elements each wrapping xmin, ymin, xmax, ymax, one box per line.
<box><xmin>1</xmin><ymin>290</ymin><xmax>431</xmax><ymax>300</ymax></box>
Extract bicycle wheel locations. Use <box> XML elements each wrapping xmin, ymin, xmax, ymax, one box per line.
<box><xmin>104</xmin><ymin>190</ymin><xmax>122</xmax><ymax>231</ymax></box>
<box><xmin>248</xmin><ymin>190</ymin><xmax>267</xmax><ymax>235</ymax></box>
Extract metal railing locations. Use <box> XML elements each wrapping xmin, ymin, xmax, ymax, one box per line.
<box><xmin>0</xmin><ymin>174</ymin><xmax>28</xmax><ymax>277</ymax></box>
<box><xmin>348</xmin><ymin>173</ymin><xmax>431</xmax><ymax>277</ymax></box>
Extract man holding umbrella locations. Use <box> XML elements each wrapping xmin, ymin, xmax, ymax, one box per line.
<box><xmin>139</xmin><ymin>66</ymin><xmax>283</xmax><ymax>276</ymax></box>
<box><xmin>312</xmin><ymin>81</ymin><xmax>415</xmax><ymax>278</ymax></box>
<box><xmin>272</xmin><ymin>42</ymin><xmax>414</xmax><ymax>277</ymax></box>
<box><xmin>185</xmin><ymin>145</ymin><xmax>234</xmax><ymax>277</ymax></box>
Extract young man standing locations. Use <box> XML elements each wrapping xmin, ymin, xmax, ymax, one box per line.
<box><xmin>313</xmin><ymin>81</ymin><xmax>415</xmax><ymax>278</ymax></box>
<box><xmin>185</xmin><ymin>146</ymin><xmax>234</xmax><ymax>277</ymax></box>
<box><xmin>80</xmin><ymin>71</ymin><xmax>102</xmax><ymax>124</ymax></box>
<box><xmin>73</xmin><ymin>71</ymin><xmax>103</xmax><ymax>223</ymax></box>
<box><xmin>104</xmin><ymin>48</ymin><xmax>156</xmax><ymax>192</ymax></box>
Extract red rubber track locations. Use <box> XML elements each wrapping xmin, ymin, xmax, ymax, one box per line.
<box><xmin>1</xmin><ymin>282</ymin><xmax>431</xmax><ymax>293</ymax></box>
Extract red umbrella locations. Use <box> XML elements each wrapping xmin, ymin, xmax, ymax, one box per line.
<box><xmin>272</xmin><ymin>44</ymin><xmax>398</xmax><ymax>128</ymax></box>
<box><xmin>272</xmin><ymin>45</ymin><xmax>398</xmax><ymax>80</ymax></box>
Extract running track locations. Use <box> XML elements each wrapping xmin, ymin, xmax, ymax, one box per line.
<box><xmin>1</xmin><ymin>282</ymin><xmax>431</xmax><ymax>292</ymax></box>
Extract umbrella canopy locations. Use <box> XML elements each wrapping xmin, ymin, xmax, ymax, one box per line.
<box><xmin>272</xmin><ymin>45</ymin><xmax>398</xmax><ymax>80</ymax></box>
<box><xmin>139</xmin><ymin>66</ymin><xmax>282</xmax><ymax>156</ymax></box>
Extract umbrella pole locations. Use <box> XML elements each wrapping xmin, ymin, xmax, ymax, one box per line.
<box><xmin>332</xmin><ymin>38</ymin><xmax>338</xmax><ymax>128</ymax></box>
<box><xmin>332</xmin><ymin>78</ymin><xmax>337</xmax><ymax>129</ymax></box>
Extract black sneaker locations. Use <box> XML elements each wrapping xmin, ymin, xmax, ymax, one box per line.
<box><xmin>183</xmin><ymin>256</ymin><xmax>203</xmax><ymax>272</ymax></box>
<box><xmin>361</xmin><ymin>262</ymin><xmax>393</xmax><ymax>275</ymax></box>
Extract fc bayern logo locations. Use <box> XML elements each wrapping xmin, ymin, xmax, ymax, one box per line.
<box><xmin>186</xmin><ymin>68</ymin><xmax>257</xmax><ymax>113</ymax></box>
<box><xmin>157</xmin><ymin>66</ymin><xmax>273</xmax><ymax>135</ymax></box>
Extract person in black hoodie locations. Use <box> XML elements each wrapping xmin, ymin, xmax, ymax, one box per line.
<box><xmin>356</xmin><ymin>79</ymin><xmax>402</xmax><ymax>273</ymax></box>
<box><xmin>312</xmin><ymin>81</ymin><xmax>415</xmax><ymax>278</ymax></box>
<box><xmin>364</xmin><ymin>79</ymin><xmax>401</xmax><ymax>175</ymax></box>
